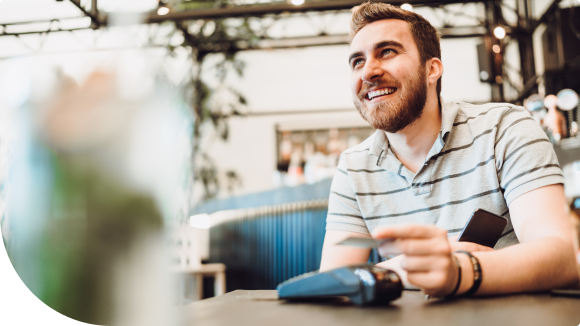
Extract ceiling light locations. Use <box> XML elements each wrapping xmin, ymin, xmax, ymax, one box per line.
<box><xmin>494</xmin><ymin>26</ymin><xmax>506</xmax><ymax>39</ymax></box>
<box><xmin>492</xmin><ymin>45</ymin><xmax>501</xmax><ymax>53</ymax></box>
<box><xmin>401</xmin><ymin>4</ymin><xmax>413</xmax><ymax>11</ymax></box>
<box><xmin>291</xmin><ymin>0</ymin><xmax>305</xmax><ymax>5</ymax></box>
<box><xmin>157</xmin><ymin>6</ymin><xmax>170</xmax><ymax>15</ymax></box>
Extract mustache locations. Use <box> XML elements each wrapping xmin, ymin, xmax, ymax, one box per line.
<box><xmin>357</xmin><ymin>79</ymin><xmax>401</xmax><ymax>100</ymax></box>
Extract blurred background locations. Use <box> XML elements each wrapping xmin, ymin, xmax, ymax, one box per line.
<box><xmin>0</xmin><ymin>0</ymin><xmax>579</xmax><ymax>323</ymax></box>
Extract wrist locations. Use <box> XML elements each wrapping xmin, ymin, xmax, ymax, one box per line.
<box><xmin>442</xmin><ymin>255</ymin><xmax>462</xmax><ymax>299</ymax></box>
<box><xmin>455</xmin><ymin>252</ymin><xmax>474</xmax><ymax>296</ymax></box>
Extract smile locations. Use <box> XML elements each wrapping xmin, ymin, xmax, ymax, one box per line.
<box><xmin>366</xmin><ymin>88</ymin><xmax>396</xmax><ymax>100</ymax></box>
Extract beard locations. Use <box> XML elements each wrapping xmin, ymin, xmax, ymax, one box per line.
<box><xmin>353</xmin><ymin>65</ymin><xmax>428</xmax><ymax>133</ymax></box>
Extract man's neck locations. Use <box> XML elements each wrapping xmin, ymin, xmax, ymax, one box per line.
<box><xmin>386</xmin><ymin>94</ymin><xmax>442</xmax><ymax>174</ymax></box>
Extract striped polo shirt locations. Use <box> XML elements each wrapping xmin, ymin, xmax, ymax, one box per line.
<box><xmin>326</xmin><ymin>101</ymin><xmax>564</xmax><ymax>249</ymax></box>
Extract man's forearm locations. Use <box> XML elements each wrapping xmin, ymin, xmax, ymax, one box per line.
<box><xmin>319</xmin><ymin>230</ymin><xmax>372</xmax><ymax>272</ymax></box>
<box><xmin>463</xmin><ymin>236</ymin><xmax>578</xmax><ymax>295</ymax></box>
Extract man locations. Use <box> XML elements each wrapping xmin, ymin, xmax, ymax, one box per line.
<box><xmin>320</xmin><ymin>2</ymin><xmax>578</xmax><ymax>298</ymax></box>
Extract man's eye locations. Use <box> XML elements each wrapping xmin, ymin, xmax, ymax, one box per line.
<box><xmin>382</xmin><ymin>49</ymin><xmax>396</xmax><ymax>57</ymax></box>
<box><xmin>352</xmin><ymin>59</ymin><xmax>363</xmax><ymax>68</ymax></box>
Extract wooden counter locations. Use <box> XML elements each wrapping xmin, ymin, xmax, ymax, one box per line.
<box><xmin>182</xmin><ymin>289</ymin><xmax>580</xmax><ymax>326</ymax></box>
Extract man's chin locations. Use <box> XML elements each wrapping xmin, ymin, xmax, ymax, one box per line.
<box><xmin>362</xmin><ymin>113</ymin><xmax>402</xmax><ymax>133</ymax></box>
<box><xmin>355</xmin><ymin>102</ymin><xmax>402</xmax><ymax>131</ymax></box>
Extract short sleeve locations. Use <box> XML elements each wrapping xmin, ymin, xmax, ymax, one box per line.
<box><xmin>326</xmin><ymin>154</ymin><xmax>370</xmax><ymax>235</ymax></box>
<box><xmin>494</xmin><ymin>106</ymin><xmax>564</xmax><ymax>205</ymax></box>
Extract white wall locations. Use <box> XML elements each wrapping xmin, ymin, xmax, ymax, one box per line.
<box><xmin>202</xmin><ymin>36</ymin><xmax>493</xmax><ymax>199</ymax></box>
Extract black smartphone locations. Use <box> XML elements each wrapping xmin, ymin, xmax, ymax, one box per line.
<box><xmin>457</xmin><ymin>209</ymin><xmax>508</xmax><ymax>248</ymax></box>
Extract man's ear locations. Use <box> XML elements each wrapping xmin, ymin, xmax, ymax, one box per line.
<box><xmin>427</xmin><ymin>58</ymin><xmax>443</xmax><ymax>86</ymax></box>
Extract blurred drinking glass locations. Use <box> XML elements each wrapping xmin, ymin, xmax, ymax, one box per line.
<box><xmin>0</xmin><ymin>51</ymin><xmax>192</xmax><ymax>325</ymax></box>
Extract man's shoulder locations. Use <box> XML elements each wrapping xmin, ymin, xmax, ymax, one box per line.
<box><xmin>453</xmin><ymin>101</ymin><xmax>522</xmax><ymax>117</ymax></box>
<box><xmin>451</xmin><ymin>101</ymin><xmax>530</xmax><ymax>126</ymax></box>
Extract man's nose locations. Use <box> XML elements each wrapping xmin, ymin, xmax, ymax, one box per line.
<box><xmin>361</xmin><ymin>57</ymin><xmax>383</xmax><ymax>83</ymax></box>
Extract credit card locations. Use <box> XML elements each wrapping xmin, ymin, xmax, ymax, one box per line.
<box><xmin>336</xmin><ymin>237</ymin><xmax>395</xmax><ymax>249</ymax></box>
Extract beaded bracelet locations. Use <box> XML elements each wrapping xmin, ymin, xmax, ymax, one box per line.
<box><xmin>454</xmin><ymin>250</ymin><xmax>482</xmax><ymax>296</ymax></box>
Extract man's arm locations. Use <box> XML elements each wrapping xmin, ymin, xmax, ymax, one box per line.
<box><xmin>373</xmin><ymin>184</ymin><xmax>579</xmax><ymax>296</ymax></box>
<box><xmin>319</xmin><ymin>230</ymin><xmax>371</xmax><ymax>272</ymax></box>
<box><xmin>321</xmin><ymin>149</ymin><xmax>373</xmax><ymax>271</ymax></box>
<box><xmin>472</xmin><ymin>184</ymin><xmax>578</xmax><ymax>294</ymax></box>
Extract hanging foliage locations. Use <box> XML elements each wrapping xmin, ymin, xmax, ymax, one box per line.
<box><xmin>170</xmin><ymin>1</ymin><xmax>264</xmax><ymax>202</ymax></box>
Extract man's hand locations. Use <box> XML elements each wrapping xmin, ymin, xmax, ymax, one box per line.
<box><xmin>373</xmin><ymin>224</ymin><xmax>459</xmax><ymax>297</ymax></box>
<box><xmin>448</xmin><ymin>235</ymin><xmax>495</xmax><ymax>252</ymax></box>
<box><xmin>375</xmin><ymin>255</ymin><xmax>419</xmax><ymax>290</ymax></box>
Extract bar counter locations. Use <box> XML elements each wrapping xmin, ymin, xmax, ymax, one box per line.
<box><xmin>182</xmin><ymin>289</ymin><xmax>580</xmax><ymax>326</ymax></box>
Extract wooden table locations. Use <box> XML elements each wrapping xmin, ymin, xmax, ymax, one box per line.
<box><xmin>183</xmin><ymin>289</ymin><xmax>580</xmax><ymax>326</ymax></box>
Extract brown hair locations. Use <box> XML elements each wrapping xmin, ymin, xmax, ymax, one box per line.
<box><xmin>351</xmin><ymin>2</ymin><xmax>442</xmax><ymax>97</ymax></box>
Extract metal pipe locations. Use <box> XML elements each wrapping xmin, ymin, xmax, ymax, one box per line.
<box><xmin>0</xmin><ymin>27</ymin><xmax>92</xmax><ymax>36</ymax></box>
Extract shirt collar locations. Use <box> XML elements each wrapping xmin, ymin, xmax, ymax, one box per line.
<box><xmin>439</xmin><ymin>97</ymin><xmax>459</xmax><ymax>144</ymax></box>
<box><xmin>369</xmin><ymin>129</ymin><xmax>388</xmax><ymax>160</ymax></box>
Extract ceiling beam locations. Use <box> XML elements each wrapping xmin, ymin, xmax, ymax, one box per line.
<box><xmin>247</xmin><ymin>26</ymin><xmax>487</xmax><ymax>50</ymax></box>
<box><xmin>96</xmin><ymin>0</ymin><xmax>485</xmax><ymax>24</ymax></box>
<box><xmin>69</xmin><ymin>0</ymin><xmax>100</xmax><ymax>28</ymax></box>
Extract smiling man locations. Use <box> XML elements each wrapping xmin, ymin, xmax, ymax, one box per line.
<box><xmin>320</xmin><ymin>2</ymin><xmax>579</xmax><ymax>298</ymax></box>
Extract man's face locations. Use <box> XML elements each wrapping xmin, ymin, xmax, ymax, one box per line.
<box><xmin>349</xmin><ymin>19</ymin><xmax>428</xmax><ymax>133</ymax></box>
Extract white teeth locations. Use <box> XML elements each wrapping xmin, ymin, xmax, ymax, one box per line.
<box><xmin>368</xmin><ymin>88</ymin><xmax>395</xmax><ymax>100</ymax></box>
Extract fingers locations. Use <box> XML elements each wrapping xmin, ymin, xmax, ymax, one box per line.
<box><xmin>377</xmin><ymin>240</ymin><xmax>403</xmax><ymax>257</ymax></box>
<box><xmin>372</xmin><ymin>224</ymin><xmax>446</xmax><ymax>239</ymax></box>
<box><xmin>448</xmin><ymin>235</ymin><xmax>459</xmax><ymax>242</ymax></box>
<box><xmin>406</xmin><ymin>270</ymin><xmax>455</xmax><ymax>296</ymax></box>
<box><xmin>401</xmin><ymin>255</ymin><xmax>451</xmax><ymax>272</ymax></box>
<box><xmin>403</xmin><ymin>255</ymin><xmax>458</xmax><ymax>296</ymax></box>
<box><xmin>378</xmin><ymin>236</ymin><xmax>450</xmax><ymax>257</ymax></box>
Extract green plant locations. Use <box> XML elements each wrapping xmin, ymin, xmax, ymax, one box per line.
<box><xmin>170</xmin><ymin>5</ymin><xmax>262</xmax><ymax>201</ymax></box>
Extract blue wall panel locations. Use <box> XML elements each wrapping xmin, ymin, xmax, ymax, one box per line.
<box><xmin>208</xmin><ymin>208</ymin><xmax>327</xmax><ymax>291</ymax></box>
